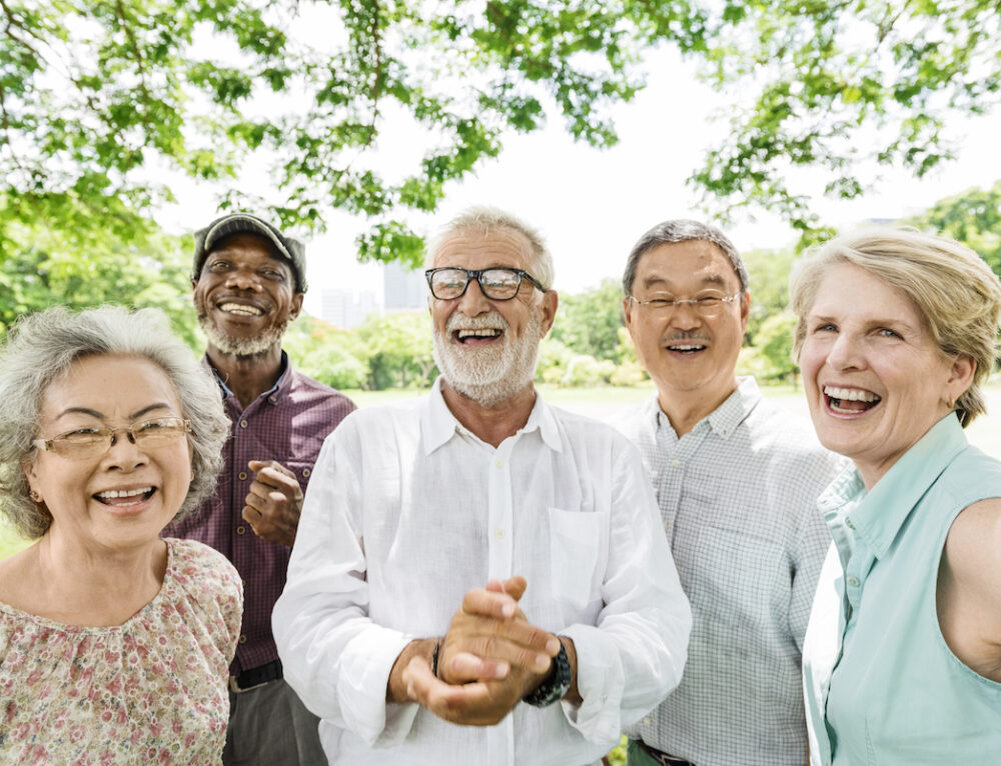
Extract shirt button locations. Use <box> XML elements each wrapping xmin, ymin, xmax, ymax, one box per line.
<box><xmin>845</xmin><ymin>518</ymin><xmax>855</xmax><ymax>530</ymax></box>
<box><xmin>238</xmin><ymin>471</ymin><xmax>248</xmax><ymax>481</ymax></box>
<box><xmin>494</xmin><ymin>529</ymin><xmax>505</xmax><ymax>539</ymax></box>
<box><xmin>238</xmin><ymin>635</ymin><xmax>247</xmax><ymax>644</ymax></box>
<box><xmin>846</xmin><ymin>576</ymin><xmax>860</xmax><ymax>588</ymax></box>
<box><xmin>670</xmin><ymin>459</ymin><xmax>680</xmax><ymax>467</ymax></box>
<box><xmin>643</xmin><ymin>716</ymin><xmax>653</xmax><ymax>726</ymax></box>
<box><xmin>236</xmin><ymin>526</ymin><xmax>247</xmax><ymax>535</ymax></box>
<box><xmin>662</xmin><ymin>521</ymin><xmax>670</xmax><ymax>532</ymax></box>
<box><xmin>269</xmin><ymin>395</ymin><xmax>277</xmax><ymax>403</ymax></box>
<box><xmin>494</xmin><ymin>459</ymin><xmax>503</xmax><ymax>469</ymax></box>
<box><xmin>302</xmin><ymin>468</ymin><xmax>310</xmax><ymax>477</ymax></box>
<box><xmin>240</xmin><ymin>419</ymin><xmax>248</xmax><ymax>428</ymax></box>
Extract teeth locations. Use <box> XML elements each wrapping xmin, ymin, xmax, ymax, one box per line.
<box><xmin>669</xmin><ymin>344</ymin><xmax>705</xmax><ymax>351</ymax></box>
<box><xmin>97</xmin><ymin>487</ymin><xmax>152</xmax><ymax>499</ymax></box>
<box><xmin>219</xmin><ymin>303</ymin><xmax>262</xmax><ymax>316</ymax></box>
<box><xmin>824</xmin><ymin>386</ymin><xmax>879</xmax><ymax>402</ymax></box>
<box><xmin>458</xmin><ymin>326</ymin><xmax>500</xmax><ymax>336</ymax></box>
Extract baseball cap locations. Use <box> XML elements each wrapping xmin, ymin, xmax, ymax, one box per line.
<box><xmin>192</xmin><ymin>213</ymin><xmax>308</xmax><ymax>293</ymax></box>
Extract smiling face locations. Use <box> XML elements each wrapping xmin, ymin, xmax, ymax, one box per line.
<box><xmin>25</xmin><ymin>354</ymin><xmax>194</xmax><ymax>553</ymax></box>
<box><xmin>429</xmin><ymin>226</ymin><xmax>557</xmax><ymax>408</ymax></box>
<box><xmin>192</xmin><ymin>232</ymin><xmax>303</xmax><ymax>358</ymax></box>
<box><xmin>624</xmin><ymin>239</ymin><xmax>749</xmax><ymax>426</ymax></box>
<box><xmin>799</xmin><ymin>261</ymin><xmax>974</xmax><ymax>487</ymax></box>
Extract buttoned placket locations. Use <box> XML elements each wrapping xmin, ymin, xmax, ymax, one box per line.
<box><xmin>485</xmin><ymin>430</ymin><xmax>522</xmax><ymax>766</ymax></box>
<box><xmin>819</xmin><ymin>498</ymin><xmax>874</xmax><ymax>725</ymax></box>
<box><xmin>655</xmin><ymin>419</ymin><xmax>711</xmax><ymax>544</ymax></box>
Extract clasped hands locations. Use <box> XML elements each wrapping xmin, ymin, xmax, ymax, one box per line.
<box><xmin>398</xmin><ymin>576</ymin><xmax>563</xmax><ymax>726</ymax></box>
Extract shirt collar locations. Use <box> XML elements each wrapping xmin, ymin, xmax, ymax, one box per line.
<box><xmin>204</xmin><ymin>351</ymin><xmax>291</xmax><ymax>402</ymax></box>
<box><xmin>422</xmin><ymin>377</ymin><xmax>561</xmax><ymax>455</ymax></box>
<box><xmin>839</xmin><ymin>413</ymin><xmax>968</xmax><ymax>558</ymax></box>
<box><xmin>652</xmin><ymin>376</ymin><xmax>762</xmax><ymax>439</ymax></box>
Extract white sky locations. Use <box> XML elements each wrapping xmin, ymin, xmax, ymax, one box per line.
<box><xmin>155</xmin><ymin>47</ymin><xmax>1001</xmax><ymax>315</ymax></box>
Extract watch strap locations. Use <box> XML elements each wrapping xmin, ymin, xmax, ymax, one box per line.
<box><xmin>522</xmin><ymin>641</ymin><xmax>571</xmax><ymax>707</ymax></box>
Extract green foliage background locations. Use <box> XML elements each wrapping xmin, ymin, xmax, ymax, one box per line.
<box><xmin>3</xmin><ymin>0</ymin><xmax>1001</xmax><ymax>260</ymax></box>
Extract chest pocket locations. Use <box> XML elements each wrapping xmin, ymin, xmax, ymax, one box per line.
<box><xmin>548</xmin><ymin>507</ymin><xmax>609</xmax><ymax>610</ymax></box>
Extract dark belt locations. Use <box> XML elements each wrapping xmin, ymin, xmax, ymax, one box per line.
<box><xmin>229</xmin><ymin>659</ymin><xmax>283</xmax><ymax>693</ymax></box>
<box><xmin>637</xmin><ymin>741</ymin><xmax>696</xmax><ymax>766</ymax></box>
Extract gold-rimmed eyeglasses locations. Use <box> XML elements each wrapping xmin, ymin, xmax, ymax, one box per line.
<box><xmin>32</xmin><ymin>417</ymin><xmax>192</xmax><ymax>461</ymax></box>
<box><xmin>627</xmin><ymin>292</ymin><xmax>742</xmax><ymax>317</ymax></box>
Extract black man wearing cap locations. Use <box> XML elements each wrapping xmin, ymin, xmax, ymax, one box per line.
<box><xmin>166</xmin><ymin>212</ymin><xmax>356</xmax><ymax>765</ymax></box>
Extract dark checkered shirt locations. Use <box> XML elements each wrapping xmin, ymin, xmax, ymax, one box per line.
<box><xmin>166</xmin><ymin>354</ymin><xmax>356</xmax><ymax>674</ymax></box>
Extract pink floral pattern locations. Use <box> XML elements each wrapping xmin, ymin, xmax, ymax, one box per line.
<box><xmin>0</xmin><ymin>538</ymin><xmax>243</xmax><ymax>764</ymax></box>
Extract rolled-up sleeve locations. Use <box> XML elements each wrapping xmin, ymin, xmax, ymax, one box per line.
<box><xmin>272</xmin><ymin>421</ymin><xmax>419</xmax><ymax>748</ymax></box>
<box><xmin>561</xmin><ymin>441</ymin><xmax>691</xmax><ymax>744</ymax></box>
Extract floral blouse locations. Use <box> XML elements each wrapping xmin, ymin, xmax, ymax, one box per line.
<box><xmin>0</xmin><ymin>538</ymin><xmax>243</xmax><ymax>765</ymax></box>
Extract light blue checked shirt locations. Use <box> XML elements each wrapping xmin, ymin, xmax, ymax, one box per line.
<box><xmin>621</xmin><ymin>377</ymin><xmax>845</xmax><ymax>766</ymax></box>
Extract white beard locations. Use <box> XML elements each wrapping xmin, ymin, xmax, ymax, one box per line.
<box><xmin>196</xmin><ymin>311</ymin><xmax>289</xmax><ymax>358</ymax></box>
<box><xmin>433</xmin><ymin>309</ymin><xmax>542</xmax><ymax>408</ymax></box>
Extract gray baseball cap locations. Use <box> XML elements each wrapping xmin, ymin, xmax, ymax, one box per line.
<box><xmin>192</xmin><ymin>213</ymin><xmax>308</xmax><ymax>293</ymax></box>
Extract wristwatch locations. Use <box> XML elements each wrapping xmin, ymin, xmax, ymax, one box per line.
<box><xmin>523</xmin><ymin>640</ymin><xmax>571</xmax><ymax>707</ymax></box>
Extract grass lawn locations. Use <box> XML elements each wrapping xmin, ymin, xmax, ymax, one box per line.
<box><xmin>0</xmin><ymin>520</ymin><xmax>28</xmax><ymax>559</ymax></box>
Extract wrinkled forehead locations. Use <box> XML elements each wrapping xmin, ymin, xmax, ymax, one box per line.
<box><xmin>430</xmin><ymin>226</ymin><xmax>534</xmax><ymax>272</ymax></box>
<box><xmin>635</xmin><ymin>240</ymin><xmax>742</xmax><ymax>293</ymax></box>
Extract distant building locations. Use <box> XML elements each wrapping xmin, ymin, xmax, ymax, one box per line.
<box><xmin>318</xmin><ymin>288</ymin><xmax>379</xmax><ymax>329</ymax></box>
<box><xmin>383</xmin><ymin>261</ymin><xmax>427</xmax><ymax>312</ymax></box>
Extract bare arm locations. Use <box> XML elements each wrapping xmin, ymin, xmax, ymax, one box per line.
<box><xmin>937</xmin><ymin>497</ymin><xmax>1001</xmax><ymax>682</ymax></box>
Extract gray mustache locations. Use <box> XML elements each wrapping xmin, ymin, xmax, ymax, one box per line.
<box><xmin>663</xmin><ymin>331</ymin><xmax>711</xmax><ymax>344</ymax></box>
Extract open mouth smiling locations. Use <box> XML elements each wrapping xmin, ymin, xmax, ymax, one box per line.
<box><xmin>824</xmin><ymin>385</ymin><xmax>881</xmax><ymax>414</ymax></box>
<box><xmin>94</xmin><ymin>487</ymin><xmax>156</xmax><ymax>507</ymax></box>
<box><xmin>666</xmin><ymin>342</ymin><xmax>707</xmax><ymax>354</ymax></box>
<box><xmin>218</xmin><ymin>302</ymin><xmax>264</xmax><ymax>317</ymax></box>
<box><xmin>454</xmin><ymin>328</ymin><xmax>503</xmax><ymax>344</ymax></box>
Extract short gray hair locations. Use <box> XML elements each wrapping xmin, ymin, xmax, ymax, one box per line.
<box><xmin>622</xmin><ymin>219</ymin><xmax>748</xmax><ymax>296</ymax></box>
<box><xmin>426</xmin><ymin>206</ymin><xmax>555</xmax><ymax>291</ymax></box>
<box><xmin>0</xmin><ymin>306</ymin><xmax>230</xmax><ymax>538</ymax></box>
<box><xmin>790</xmin><ymin>227</ymin><xmax>1001</xmax><ymax>427</ymax></box>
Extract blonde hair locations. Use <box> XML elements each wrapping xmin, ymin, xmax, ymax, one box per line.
<box><xmin>790</xmin><ymin>227</ymin><xmax>1001</xmax><ymax>427</ymax></box>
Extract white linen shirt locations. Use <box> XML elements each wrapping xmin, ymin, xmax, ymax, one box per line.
<box><xmin>273</xmin><ymin>380</ymin><xmax>691</xmax><ymax>766</ymax></box>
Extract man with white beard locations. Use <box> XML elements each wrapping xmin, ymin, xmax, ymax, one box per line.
<box><xmin>273</xmin><ymin>207</ymin><xmax>692</xmax><ymax>766</ymax></box>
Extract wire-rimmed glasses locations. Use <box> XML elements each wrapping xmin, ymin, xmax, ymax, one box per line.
<box><xmin>627</xmin><ymin>292</ymin><xmax>742</xmax><ymax>317</ymax></box>
<box><xmin>32</xmin><ymin>417</ymin><xmax>192</xmax><ymax>460</ymax></box>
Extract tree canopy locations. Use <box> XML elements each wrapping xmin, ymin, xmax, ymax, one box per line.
<box><xmin>4</xmin><ymin>0</ymin><xmax>1000</xmax><ymax>262</ymax></box>
<box><xmin>905</xmin><ymin>181</ymin><xmax>1001</xmax><ymax>277</ymax></box>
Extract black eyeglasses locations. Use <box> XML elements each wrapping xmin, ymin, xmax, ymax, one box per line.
<box><xmin>425</xmin><ymin>267</ymin><xmax>547</xmax><ymax>301</ymax></box>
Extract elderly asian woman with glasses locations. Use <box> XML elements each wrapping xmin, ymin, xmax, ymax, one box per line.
<box><xmin>0</xmin><ymin>306</ymin><xmax>241</xmax><ymax>763</ymax></box>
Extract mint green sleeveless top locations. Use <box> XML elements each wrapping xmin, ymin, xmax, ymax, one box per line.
<box><xmin>803</xmin><ymin>415</ymin><xmax>1001</xmax><ymax>766</ymax></box>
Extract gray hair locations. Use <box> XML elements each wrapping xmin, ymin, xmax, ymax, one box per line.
<box><xmin>790</xmin><ymin>227</ymin><xmax>1001</xmax><ymax>427</ymax></box>
<box><xmin>622</xmin><ymin>219</ymin><xmax>748</xmax><ymax>297</ymax></box>
<box><xmin>426</xmin><ymin>206</ymin><xmax>555</xmax><ymax>291</ymax></box>
<box><xmin>0</xmin><ymin>306</ymin><xmax>230</xmax><ymax>538</ymax></box>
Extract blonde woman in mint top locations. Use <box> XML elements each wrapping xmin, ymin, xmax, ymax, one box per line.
<box><xmin>789</xmin><ymin>228</ymin><xmax>1001</xmax><ymax>766</ymax></box>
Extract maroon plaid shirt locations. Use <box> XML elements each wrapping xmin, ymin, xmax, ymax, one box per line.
<box><xmin>166</xmin><ymin>354</ymin><xmax>355</xmax><ymax>674</ymax></box>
